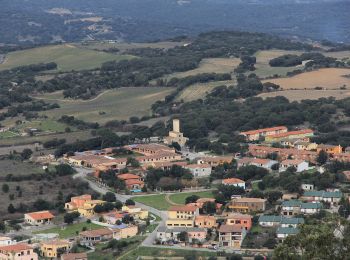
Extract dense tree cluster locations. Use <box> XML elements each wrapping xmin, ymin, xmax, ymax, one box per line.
<box><xmin>145</xmin><ymin>165</ymin><xmax>192</xmax><ymax>191</ymax></box>
<box><xmin>273</xmin><ymin>217</ymin><xmax>350</xmax><ymax>260</ymax></box>
<box><xmin>58</xmin><ymin>115</ymin><xmax>99</xmax><ymax>130</ymax></box>
<box><xmin>0</xmin><ymin>31</ymin><xmax>313</xmax><ymax>103</ymax></box>
<box><xmin>270</xmin><ymin>52</ymin><xmax>346</xmax><ymax>69</ymax></box>
<box><xmin>269</xmin><ymin>54</ymin><xmax>302</xmax><ymax>67</ymax></box>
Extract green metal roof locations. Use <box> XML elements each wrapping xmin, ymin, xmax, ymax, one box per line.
<box><xmin>304</xmin><ymin>190</ymin><xmax>342</xmax><ymax>198</ymax></box>
<box><xmin>258</xmin><ymin>215</ymin><xmax>283</xmax><ymax>223</ymax></box>
<box><xmin>277</xmin><ymin>227</ymin><xmax>299</xmax><ymax>235</ymax></box>
<box><xmin>301</xmin><ymin>202</ymin><xmax>322</xmax><ymax>209</ymax></box>
<box><xmin>281</xmin><ymin>200</ymin><xmax>301</xmax><ymax>207</ymax></box>
<box><xmin>281</xmin><ymin>217</ymin><xmax>305</xmax><ymax>225</ymax></box>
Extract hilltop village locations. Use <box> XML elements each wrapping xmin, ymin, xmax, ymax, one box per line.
<box><xmin>1</xmin><ymin>118</ymin><xmax>350</xmax><ymax>259</ymax></box>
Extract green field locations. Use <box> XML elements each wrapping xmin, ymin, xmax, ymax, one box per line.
<box><xmin>133</xmin><ymin>194</ymin><xmax>170</xmax><ymax>210</ymax></box>
<box><xmin>168</xmin><ymin>190</ymin><xmax>215</xmax><ymax>204</ymax></box>
<box><xmin>133</xmin><ymin>190</ymin><xmax>215</xmax><ymax>210</ymax></box>
<box><xmin>34</xmin><ymin>222</ymin><xmax>102</xmax><ymax>238</ymax></box>
<box><xmin>0</xmin><ymin>44</ymin><xmax>135</xmax><ymax>71</ymax></box>
<box><xmin>253</xmin><ymin>49</ymin><xmax>304</xmax><ymax>78</ymax></box>
<box><xmin>16</xmin><ymin>119</ymin><xmax>70</xmax><ymax>133</ymax></box>
<box><xmin>0</xmin><ymin>131</ymin><xmax>19</xmax><ymax>139</ymax></box>
<box><xmin>36</xmin><ymin>87</ymin><xmax>174</xmax><ymax>124</ymax></box>
<box><xmin>88</xmin><ymin>235</ymin><xmax>145</xmax><ymax>260</ymax></box>
<box><xmin>121</xmin><ymin>246</ymin><xmax>217</xmax><ymax>260</ymax></box>
<box><xmin>164</xmin><ymin>58</ymin><xmax>239</xmax><ymax>80</ymax></box>
<box><xmin>78</xmin><ymin>41</ymin><xmax>185</xmax><ymax>52</ymax></box>
<box><xmin>0</xmin><ymin>159</ymin><xmax>45</xmax><ymax>176</ymax></box>
<box><xmin>176</xmin><ymin>80</ymin><xmax>235</xmax><ymax>102</ymax></box>
<box><xmin>0</xmin><ymin>130</ymin><xmax>92</xmax><ymax>146</ymax></box>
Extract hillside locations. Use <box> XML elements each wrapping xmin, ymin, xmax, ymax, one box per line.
<box><xmin>0</xmin><ymin>44</ymin><xmax>135</xmax><ymax>71</ymax></box>
<box><xmin>0</xmin><ymin>31</ymin><xmax>349</xmax><ymax>147</ymax></box>
<box><xmin>1</xmin><ymin>0</ymin><xmax>350</xmax><ymax>45</ymax></box>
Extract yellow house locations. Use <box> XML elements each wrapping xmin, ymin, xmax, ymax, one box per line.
<box><xmin>113</xmin><ymin>225</ymin><xmax>138</xmax><ymax>239</ymax></box>
<box><xmin>168</xmin><ymin>205</ymin><xmax>199</xmax><ymax>219</ymax></box>
<box><xmin>265</xmin><ymin>129</ymin><xmax>314</xmax><ymax>142</ymax></box>
<box><xmin>40</xmin><ymin>240</ymin><xmax>71</xmax><ymax>258</ymax></box>
<box><xmin>121</xmin><ymin>205</ymin><xmax>149</xmax><ymax>220</ymax></box>
<box><xmin>166</xmin><ymin>219</ymin><xmax>194</xmax><ymax>228</ymax></box>
<box><xmin>78</xmin><ymin>200</ymin><xmax>105</xmax><ymax>217</ymax></box>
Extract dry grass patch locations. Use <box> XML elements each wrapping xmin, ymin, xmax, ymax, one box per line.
<box><xmin>176</xmin><ymin>80</ymin><xmax>235</xmax><ymax>102</ymax></box>
<box><xmin>0</xmin><ymin>44</ymin><xmax>135</xmax><ymax>71</ymax></box>
<box><xmin>78</xmin><ymin>41</ymin><xmax>185</xmax><ymax>52</ymax></box>
<box><xmin>262</xmin><ymin>68</ymin><xmax>350</xmax><ymax>90</ymax></box>
<box><xmin>254</xmin><ymin>49</ymin><xmax>304</xmax><ymax>78</ymax></box>
<box><xmin>322</xmin><ymin>51</ymin><xmax>350</xmax><ymax>60</ymax></box>
<box><xmin>164</xmin><ymin>58</ymin><xmax>239</xmax><ymax>80</ymax></box>
<box><xmin>258</xmin><ymin>89</ymin><xmax>350</xmax><ymax>101</ymax></box>
<box><xmin>37</xmin><ymin>87</ymin><xmax>174</xmax><ymax>124</ymax></box>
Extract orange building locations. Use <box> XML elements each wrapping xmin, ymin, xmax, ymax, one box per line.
<box><xmin>248</xmin><ymin>144</ymin><xmax>318</xmax><ymax>163</ymax></box>
<box><xmin>194</xmin><ymin>215</ymin><xmax>217</xmax><ymax>228</ymax></box>
<box><xmin>124</xmin><ymin>179</ymin><xmax>144</xmax><ymax>190</ymax></box>
<box><xmin>0</xmin><ymin>243</ymin><xmax>38</xmax><ymax>260</ymax></box>
<box><xmin>229</xmin><ymin>197</ymin><xmax>266</xmax><ymax>213</ymax></box>
<box><xmin>65</xmin><ymin>194</ymin><xmax>92</xmax><ymax>211</ymax></box>
<box><xmin>240</xmin><ymin>126</ymin><xmax>288</xmax><ymax>141</ymax></box>
<box><xmin>24</xmin><ymin>211</ymin><xmax>55</xmax><ymax>226</ymax></box>
<box><xmin>222</xmin><ymin>178</ymin><xmax>246</xmax><ymax>189</ymax></box>
<box><xmin>186</xmin><ymin>198</ymin><xmax>222</xmax><ymax>212</ymax></box>
<box><xmin>117</xmin><ymin>173</ymin><xmax>144</xmax><ymax>190</ymax></box>
<box><xmin>124</xmin><ymin>143</ymin><xmax>176</xmax><ymax>155</ymax></box>
<box><xmin>266</xmin><ymin>129</ymin><xmax>314</xmax><ymax>142</ymax></box>
<box><xmin>225</xmin><ymin>213</ymin><xmax>253</xmax><ymax>230</ymax></box>
<box><xmin>197</xmin><ymin>156</ymin><xmax>234</xmax><ymax>167</ymax></box>
<box><xmin>117</xmin><ymin>173</ymin><xmax>141</xmax><ymax>181</ymax></box>
<box><xmin>142</xmin><ymin>161</ymin><xmax>188</xmax><ymax>170</ymax></box>
<box><xmin>343</xmin><ymin>171</ymin><xmax>350</xmax><ymax>181</ymax></box>
<box><xmin>316</xmin><ymin>144</ymin><xmax>343</xmax><ymax>155</ymax></box>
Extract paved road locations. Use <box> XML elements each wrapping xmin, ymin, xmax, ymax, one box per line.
<box><xmin>73</xmin><ymin>167</ymin><xmax>167</xmax><ymax>246</ymax></box>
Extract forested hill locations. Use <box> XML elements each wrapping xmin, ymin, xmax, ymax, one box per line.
<box><xmin>1</xmin><ymin>0</ymin><xmax>350</xmax><ymax>45</ymax></box>
<box><xmin>0</xmin><ymin>31</ymin><xmax>312</xmax><ymax>104</ymax></box>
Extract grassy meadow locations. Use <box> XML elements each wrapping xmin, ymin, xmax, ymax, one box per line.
<box><xmin>176</xmin><ymin>80</ymin><xmax>235</xmax><ymax>102</ymax></box>
<box><xmin>168</xmin><ymin>190</ymin><xmax>214</xmax><ymax>204</ymax></box>
<box><xmin>0</xmin><ymin>130</ymin><xmax>92</xmax><ymax>146</ymax></box>
<box><xmin>132</xmin><ymin>190</ymin><xmax>215</xmax><ymax>210</ymax></box>
<box><xmin>34</xmin><ymin>222</ymin><xmax>102</xmax><ymax>238</ymax></box>
<box><xmin>258</xmin><ymin>89</ymin><xmax>350</xmax><ymax>101</ymax></box>
<box><xmin>164</xmin><ymin>58</ymin><xmax>240</xmax><ymax>80</ymax></box>
<box><xmin>262</xmin><ymin>68</ymin><xmax>350</xmax><ymax>90</ymax></box>
<box><xmin>36</xmin><ymin>87</ymin><xmax>174</xmax><ymax>124</ymax></box>
<box><xmin>253</xmin><ymin>49</ymin><xmax>304</xmax><ymax>78</ymax></box>
<box><xmin>0</xmin><ymin>44</ymin><xmax>135</xmax><ymax>71</ymax></box>
<box><xmin>77</xmin><ymin>41</ymin><xmax>185</xmax><ymax>52</ymax></box>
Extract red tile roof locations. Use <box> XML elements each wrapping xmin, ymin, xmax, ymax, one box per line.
<box><xmin>0</xmin><ymin>243</ymin><xmax>33</xmax><ymax>252</ymax></box>
<box><xmin>240</xmin><ymin>126</ymin><xmax>287</xmax><ymax>136</ymax></box>
<box><xmin>238</xmin><ymin>157</ymin><xmax>272</xmax><ymax>165</ymax></box>
<box><xmin>125</xmin><ymin>179</ymin><xmax>144</xmax><ymax>185</ymax></box>
<box><xmin>269</xmin><ymin>129</ymin><xmax>314</xmax><ymax>139</ymax></box>
<box><xmin>169</xmin><ymin>205</ymin><xmax>198</xmax><ymax>212</ymax></box>
<box><xmin>281</xmin><ymin>159</ymin><xmax>305</xmax><ymax>165</ymax></box>
<box><xmin>222</xmin><ymin>178</ymin><xmax>245</xmax><ymax>185</ymax></box>
<box><xmin>26</xmin><ymin>211</ymin><xmax>54</xmax><ymax>220</ymax></box>
<box><xmin>218</xmin><ymin>224</ymin><xmax>244</xmax><ymax>233</ymax></box>
<box><xmin>225</xmin><ymin>213</ymin><xmax>252</xmax><ymax>220</ymax></box>
<box><xmin>185</xmin><ymin>164</ymin><xmax>211</xmax><ymax>169</ymax></box>
<box><xmin>117</xmin><ymin>173</ymin><xmax>140</xmax><ymax>180</ymax></box>
<box><xmin>61</xmin><ymin>253</ymin><xmax>88</xmax><ymax>260</ymax></box>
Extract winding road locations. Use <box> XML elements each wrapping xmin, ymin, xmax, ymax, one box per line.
<box><xmin>73</xmin><ymin>167</ymin><xmax>167</xmax><ymax>246</ymax></box>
